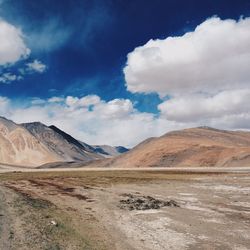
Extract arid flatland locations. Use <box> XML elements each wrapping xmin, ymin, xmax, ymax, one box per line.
<box><xmin>0</xmin><ymin>169</ymin><xmax>249</xmax><ymax>250</ymax></box>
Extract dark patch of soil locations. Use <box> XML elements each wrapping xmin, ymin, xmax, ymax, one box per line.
<box><xmin>4</xmin><ymin>184</ymin><xmax>54</xmax><ymax>209</ymax></box>
<box><xmin>119</xmin><ymin>193</ymin><xmax>179</xmax><ymax>210</ymax></box>
<box><xmin>29</xmin><ymin>179</ymin><xmax>75</xmax><ymax>193</ymax></box>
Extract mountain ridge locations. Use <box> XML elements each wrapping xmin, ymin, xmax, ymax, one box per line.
<box><xmin>0</xmin><ymin>116</ymin><xmax>129</xmax><ymax>167</ymax></box>
<box><xmin>21</xmin><ymin>122</ymin><xmax>102</xmax><ymax>163</ymax></box>
<box><xmin>2</xmin><ymin>116</ymin><xmax>250</xmax><ymax>168</ymax></box>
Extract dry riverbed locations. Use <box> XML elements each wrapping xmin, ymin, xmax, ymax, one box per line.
<box><xmin>0</xmin><ymin>170</ymin><xmax>250</xmax><ymax>249</ymax></box>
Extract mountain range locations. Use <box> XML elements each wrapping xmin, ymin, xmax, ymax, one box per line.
<box><xmin>1</xmin><ymin>116</ymin><xmax>250</xmax><ymax>168</ymax></box>
<box><xmin>0</xmin><ymin>116</ymin><xmax>128</xmax><ymax>167</ymax></box>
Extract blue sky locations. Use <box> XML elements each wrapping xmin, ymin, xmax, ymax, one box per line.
<box><xmin>1</xmin><ymin>0</ymin><xmax>250</xmax><ymax>146</ymax></box>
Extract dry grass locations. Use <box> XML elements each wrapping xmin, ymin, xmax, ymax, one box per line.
<box><xmin>0</xmin><ymin>169</ymin><xmax>231</xmax><ymax>183</ymax></box>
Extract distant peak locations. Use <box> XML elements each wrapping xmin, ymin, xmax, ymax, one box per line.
<box><xmin>49</xmin><ymin>125</ymin><xmax>89</xmax><ymax>150</ymax></box>
<box><xmin>22</xmin><ymin>121</ymin><xmax>45</xmax><ymax>126</ymax></box>
<box><xmin>115</xmin><ymin>146</ymin><xmax>129</xmax><ymax>153</ymax></box>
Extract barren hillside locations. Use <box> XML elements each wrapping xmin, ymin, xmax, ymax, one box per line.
<box><xmin>0</xmin><ymin>117</ymin><xmax>60</xmax><ymax>167</ymax></box>
<box><xmin>105</xmin><ymin>127</ymin><xmax>250</xmax><ymax>168</ymax></box>
<box><xmin>0</xmin><ymin>117</ymin><xmax>104</xmax><ymax>167</ymax></box>
<box><xmin>22</xmin><ymin>122</ymin><xmax>102</xmax><ymax>162</ymax></box>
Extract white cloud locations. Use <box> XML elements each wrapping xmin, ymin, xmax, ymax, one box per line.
<box><xmin>65</xmin><ymin>95</ymin><xmax>101</xmax><ymax>108</ymax></box>
<box><xmin>158</xmin><ymin>89</ymin><xmax>250</xmax><ymax>122</ymax></box>
<box><xmin>48</xmin><ymin>97</ymin><xmax>64</xmax><ymax>103</ymax></box>
<box><xmin>26</xmin><ymin>59</ymin><xmax>47</xmax><ymax>73</ymax></box>
<box><xmin>0</xmin><ymin>19</ymin><xmax>30</xmax><ymax>65</ymax></box>
<box><xmin>0</xmin><ymin>20</ymin><xmax>46</xmax><ymax>83</ymax></box>
<box><xmin>2</xmin><ymin>92</ymin><xmax>250</xmax><ymax>147</ymax></box>
<box><xmin>123</xmin><ymin>16</ymin><xmax>250</xmax><ymax>135</ymax></box>
<box><xmin>30</xmin><ymin>98</ymin><xmax>47</xmax><ymax>105</ymax></box>
<box><xmin>124</xmin><ymin>17</ymin><xmax>250</xmax><ymax>96</ymax></box>
<box><xmin>93</xmin><ymin>99</ymin><xmax>134</xmax><ymax>119</ymax></box>
<box><xmin>0</xmin><ymin>95</ymin><xmax>183</xmax><ymax>147</ymax></box>
<box><xmin>0</xmin><ymin>73</ymin><xmax>15</xmax><ymax>83</ymax></box>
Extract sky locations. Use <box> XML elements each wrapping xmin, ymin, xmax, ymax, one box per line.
<box><xmin>0</xmin><ymin>0</ymin><xmax>250</xmax><ymax>147</ymax></box>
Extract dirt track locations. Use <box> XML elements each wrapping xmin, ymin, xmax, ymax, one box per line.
<box><xmin>0</xmin><ymin>169</ymin><xmax>250</xmax><ymax>249</ymax></box>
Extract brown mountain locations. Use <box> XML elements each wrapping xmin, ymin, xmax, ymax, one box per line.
<box><xmin>0</xmin><ymin>117</ymin><xmax>60</xmax><ymax>167</ymax></box>
<box><xmin>0</xmin><ymin>117</ymin><xmax>104</xmax><ymax>167</ymax></box>
<box><xmin>104</xmin><ymin>127</ymin><xmax>250</xmax><ymax>168</ymax></box>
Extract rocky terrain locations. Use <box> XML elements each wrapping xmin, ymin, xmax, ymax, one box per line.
<box><xmin>104</xmin><ymin>127</ymin><xmax>250</xmax><ymax>168</ymax></box>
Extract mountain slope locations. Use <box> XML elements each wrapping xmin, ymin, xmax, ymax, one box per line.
<box><xmin>104</xmin><ymin>127</ymin><xmax>250</xmax><ymax>168</ymax></box>
<box><xmin>22</xmin><ymin>122</ymin><xmax>103</xmax><ymax>163</ymax></box>
<box><xmin>0</xmin><ymin>117</ymin><xmax>60</xmax><ymax>167</ymax></box>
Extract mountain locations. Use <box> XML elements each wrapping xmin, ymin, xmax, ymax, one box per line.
<box><xmin>21</xmin><ymin>122</ymin><xmax>103</xmax><ymax>164</ymax></box>
<box><xmin>103</xmin><ymin>127</ymin><xmax>250</xmax><ymax>168</ymax></box>
<box><xmin>0</xmin><ymin>117</ymin><xmax>60</xmax><ymax>167</ymax></box>
<box><xmin>91</xmin><ymin>145</ymin><xmax>129</xmax><ymax>157</ymax></box>
<box><xmin>0</xmin><ymin>116</ymin><xmax>130</xmax><ymax>167</ymax></box>
<box><xmin>47</xmin><ymin>126</ymin><xmax>128</xmax><ymax>158</ymax></box>
<box><xmin>4</xmin><ymin>116</ymin><xmax>248</xmax><ymax>169</ymax></box>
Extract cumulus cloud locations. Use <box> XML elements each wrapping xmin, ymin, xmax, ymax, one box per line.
<box><xmin>93</xmin><ymin>99</ymin><xmax>134</xmax><ymax>119</ymax></box>
<box><xmin>0</xmin><ymin>19</ymin><xmax>46</xmax><ymax>83</ymax></box>
<box><xmin>124</xmin><ymin>17</ymin><xmax>250</xmax><ymax>96</ymax></box>
<box><xmin>65</xmin><ymin>96</ymin><xmax>134</xmax><ymax>119</ymax></box>
<box><xmin>66</xmin><ymin>95</ymin><xmax>101</xmax><ymax>108</ymax></box>
<box><xmin>1</xmin><ymin>93</ymin><xmax>250</xmax><ymax>147</ymax></box>
<box><xmin>0</xmin><ymin>19</ymin><xmax>30</xmax><ymax>65</ymax></box>
<box><xmin>158</xmin><ymin>89</ymin><xmax>250</xmax><ymax>122</ymax></box>
<box><xmin>123</xmin><ymin>16</ymin><xmax>250</xmax><ymax>134</ymax></box>
<box><xmin>26</xmin><ymin>59</ymin><xmax>47</xmax><ymax>73</ymax></box>
<box><xmin>0</xmin><ymin>95</ymin><xmax>181</xmax><ymax>147</ymax></box>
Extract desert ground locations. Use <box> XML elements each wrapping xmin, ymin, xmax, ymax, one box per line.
<box><xmin>0</xmin><ymin>168</ymin><xmax>250</xmax><ymax>250</ymax></box>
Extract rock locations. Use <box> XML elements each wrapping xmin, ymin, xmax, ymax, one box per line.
<box><xmin>50</xmin><ymin>220</ymin><xmax>58</xmax><ymax>226</ymax></box>
<box><xmin>119</xmin><ymin>194</ymin><xmax>179</xmax><ymax>210</ymax></box>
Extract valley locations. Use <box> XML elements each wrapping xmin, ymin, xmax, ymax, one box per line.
<box><xmin>1</xmin><ymin>117</ymin><xmax>250</xmax><ymax>249</ymax></box>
